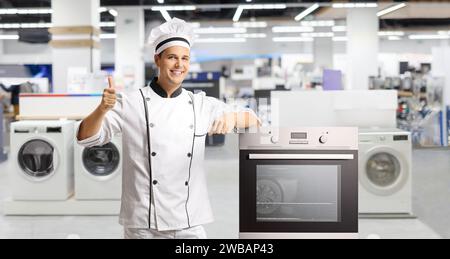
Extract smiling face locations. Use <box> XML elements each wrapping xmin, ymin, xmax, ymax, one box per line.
<box><xmin>155</xmin><ymin>46</ymin><xmax>190</xmax><ymax>87</ymax></box>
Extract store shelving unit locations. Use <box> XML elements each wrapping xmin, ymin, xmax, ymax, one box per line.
<box><xmin>370</xmin><ymin>75</ymin><xmax>446</xmax><ymax>148</ymax></box>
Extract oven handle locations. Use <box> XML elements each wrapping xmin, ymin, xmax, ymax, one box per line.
<box><xmin>248</xmin><ymin>154</ymin><xmax>354</xmax><ymax>160</ymax></box>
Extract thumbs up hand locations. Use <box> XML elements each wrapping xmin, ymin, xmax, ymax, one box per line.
<box><xmin>99</xmin><ymin>76</ymin><xmax>117</xmax><ymax>114</ymax></box>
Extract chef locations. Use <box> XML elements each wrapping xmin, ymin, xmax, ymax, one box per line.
<box><xmin>76</xmin><ymin>18</ymin><xmax>260</xmax><ymax>239</ymax></box>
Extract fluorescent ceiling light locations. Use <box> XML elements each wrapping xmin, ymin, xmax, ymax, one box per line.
<box><xmin>234</xmin><ymin>33</ymin><xmax>267</xmax><ymax>39</ymax></box>
<box><xmin>332</xmin><ymin>36</ymin><xmax>347</xmax><ymax>42</ymax></box>
<box><xmin>388</xmin><ymin>36</ymin><xmax>402</xmax><ymax>41</ymax></box>
<box><xmin>378</xmin><ymin>31</ymin><xmax>405</xmax><ymax>36</ymax></box>
<box><xmin>295</xmin><ymin>3</ymin><xmax>319</xmax><ymax>21</ymax></box>
<box><xmin>0</xmin><ymin>23</ymin><xmax>20</xmax><ymax>29</ymax></box>
<box><xmin>273</xmin><ymin>37</ymin><xmax>314</xmax><ymax>42</ymax></box>
<box><xmin>300</xmin><ymin>20</ymin><xmax>334</xmax><ymax>27</ymax></box>
<box><xmin>108</xmin><ymin>9</ymin><xmax>118</xmax><ymax>17</ymax></box>
<box><xmin>160</xmin><ymin>10</ymin><xmax>171</xmax><ymax>22</ymax></box>
<box><xmin>195</xmin><ymin>27</ymin><xmax>246</xmax><ymax>34</ymax></box>
<box><xmin>100</xmin><ymin>22</ymin><xmax>116</xmax><ymax>27</ymax></box>
<box><xmin>100</xmin><ymin>34</ymin><xmax>117</xmax><ymax>39</ymax></box>
<box><xmin>332</xmin><ymin>26</ymin><xmax>346</xmax><ymax>32</ymax></box>
<box><xmin>196</xmin><ymin>38</ymin><xmax>247</xmax><ymax>43</ymax></box>
<box><xmin>151</xmin><ymin>6</ymin><xmax>196</xmax><ymax>11</ymax></box>
<box><xmin>409</xmin><ymin>34</ymin><xmax>450</xmax><ymax>40</ymax></box>
<box><xmin>233</xmin><ymin>21</ymin><xmax>267</xmax><ymax>28</ymax></box>
<box><xmin>189</xmin><ymin>22</ymin><xmax>201</xmax><ymax>28</ymax></box>
<box><xmin>20</xmin><ymin>23</ymin><xmax>52</xmax><ymax>28</ymax></box>
<box><xmin>0</xmin><ymin>22</ymin><xmax>115</xmax><ymax>29</ymax></box>
<box><xmin>377</xmin><ymin>3</ymin><xmax>407</xmax><ymax>17</ymax></box>
<box><xmin>272</xmin><ymin>26</ymin><xmax>314</xmax><ymax>33</ymax></box>
<box><xmin>301</xmin><ymin>32</ymin><xmax>334</xmax><ymax>38</ymax></box>
<box><xmin>0</xmin><ymin>23</ymin><xmax>52</xmax><ymax>29</ymax></box>
<box><xmin>17</xmin><ymin>9</ymin><xmax>53</xmax><ymax>14</ymax></box>
<box><xmin>438</xmin><ymin>31</ymin><xmax>450</xmax><ymax>35</ymax></box>
<box><xmin>0</xmin><ymin>9</ymin><xmax>17</xmax><ymax>14</ymax></box>
<box><xmin>333</xmin><ymin>3</ymin><xmax>378</xmax><ymax>8</ymax></box>
<box><xmin>0</xmin><ymin>34</ymin><xmax>19</xmax><ymax>40</ymax></box>
<box><xmin>233</xmin><ymin>4</ymin><xmax>286</xmax><ymax>22</ymax></box>
<box><xmin>157</xmin><ymin>0</ymin><xmax>164</xmax><ymax>3</ymax></box>
<box><xmin>243</xmin><ymin>4</ymin><xmax>287</xmax><ymax>10</ymax></box>
<box><xmin>98</xmin><ymin>7</ymin><xmax>108</xmax><ymax>13</ymax></box>
<box><xmin>0</xmin><ymin>8</ymin><xmax>53</xmax><ymax>14</ymax></box>
<box><xmin>233</xmin><ymin>6</ymin><xmax>244</xmax><ymax>22</ymax></box>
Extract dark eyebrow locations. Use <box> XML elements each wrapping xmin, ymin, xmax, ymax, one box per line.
<box><xmin>166</xmin><ymin>54</ymin><xmax>190</xmax><ymax>58</ymax></box>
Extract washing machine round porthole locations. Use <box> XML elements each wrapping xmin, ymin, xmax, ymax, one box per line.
<box><xmin>82</xmin><ymin>143</ymin><xmax>120</xmax><ymax>178</ymax></box>
<box><xmin>361</xmin><ymin>147</ymin><xmax>409</xmax><ymax>196</ymax></box>
<box><xmin>18</xmin><ymin>139</ymin><xmax>55</xmax><ymax>180</ymax></box>
<box><xmin>366</xmin><ymin>152</ymin><xmax>401</xmax><ymax>187</ymax></box>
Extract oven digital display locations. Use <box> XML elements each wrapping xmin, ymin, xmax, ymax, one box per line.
<box><xmin>291</xmin><ymin>132</ymin><xmax>307</xmax><ymax>139</ymax></box>
<box><xmin>394</xmin><ymin>135</ymin><xmax>408</xmax><ymax>141</ymax></box>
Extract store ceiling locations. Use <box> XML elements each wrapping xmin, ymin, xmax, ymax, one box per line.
<box><xmin>0</xmin><ymin>0</ymin><xmax>449</xmax><ymax>30</ymax></box>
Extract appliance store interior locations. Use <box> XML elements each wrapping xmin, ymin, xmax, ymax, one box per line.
<box><xmin>1</xmin><ymin>0</ymin><xmax>450</xmax><ymax>239</ymax></box>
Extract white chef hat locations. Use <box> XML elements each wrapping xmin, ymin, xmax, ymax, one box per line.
<box><xmin>148</xmin><ymin>17</ymin><xmax>195</xmax><ymax>55</ymax></box>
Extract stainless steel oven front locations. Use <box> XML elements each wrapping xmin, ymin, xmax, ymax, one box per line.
<box><xmin>239</xmin><ymin>127</ymin><xmax>359</xmax><ymax>239</ymax></box>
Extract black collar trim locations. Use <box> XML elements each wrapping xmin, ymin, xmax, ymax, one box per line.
<box><xmin>149</xmin><ymin>77</ymin><xmax>182</xmax><ymax>98</ymax></box>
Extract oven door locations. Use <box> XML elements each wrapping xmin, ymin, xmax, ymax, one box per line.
<box><xmin>240</xmin><ymin>150</ymin><xmax>358</xmax><ymax>234</ymax></box>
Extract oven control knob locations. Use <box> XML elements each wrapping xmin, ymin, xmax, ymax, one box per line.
<box><xmin>270</xmin><ymin>136</ymin><xmax>279</xmax><ymax>144</ymax></box>
<box><xmin>319</xmin><ymin>135</ymin><xmax>328</xmax><ymax>144</ymax></box>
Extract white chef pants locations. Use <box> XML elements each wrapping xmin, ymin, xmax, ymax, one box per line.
<box><xmin>124</xmin><ymin>225</ymin><xmax>207</xmax><ymax>239</ymax></box>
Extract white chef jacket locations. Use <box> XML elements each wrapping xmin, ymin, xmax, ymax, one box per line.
<box><xmin>77</xmin><ymin>78</ymin><xmax>251</xmax><ymax>231</ymax></box>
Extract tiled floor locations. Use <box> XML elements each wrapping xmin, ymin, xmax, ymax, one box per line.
<box><xmin>0</xmin><ymin>135</ymin><xmax>447</xmax><ymax>239</ymax></box>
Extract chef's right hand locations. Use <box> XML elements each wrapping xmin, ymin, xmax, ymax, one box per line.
<box><xmin>99</xmin><ymin>76</ymin><xmax>117</xmax><ymax>114</ymax></box>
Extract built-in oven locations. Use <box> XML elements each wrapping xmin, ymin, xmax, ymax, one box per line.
<box><xmin>239</xmin><ymin>127</ymin><xmax>359</xmax><ymax>239</ymax></box>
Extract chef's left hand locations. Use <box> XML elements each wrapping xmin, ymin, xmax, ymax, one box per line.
<box><xmin>208</xmin><ymin>113</ymin><xmax>235</xmax><ymax>135</ymax></box>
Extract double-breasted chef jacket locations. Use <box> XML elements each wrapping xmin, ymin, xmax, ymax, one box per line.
<box><xmin>77</xmin><ymin>77</ymin><xmax>249</xmax><ymax>231</ymax></box>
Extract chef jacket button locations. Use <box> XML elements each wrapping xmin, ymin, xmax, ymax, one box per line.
<box><xmin>149</xmin><ymin>123</ymin><xmax>155</xmax><ymax>128</ymax></box>
<box><xmin>185</xmin><ymin>181</ymin><xmax>189</xmax><ymax>186</ymax></box>
<box><xmin>188</xmin><ymin>101</ymin><xmax>193</xmax><ymax>105</ymax></box>
<box><xmin>189</xmin><ymin>125</ymin><xmax>194</xmax><ymax>129</ymax></box>
<box><xmin>146</xmin><ymin>97</ymin><xmax>151</xmax><ymax>102</ymax></box>
<box><xmin>151</xmin><ymin>152</ymin><xmax>157</xmax><ymax>157</ymax></box>
<box><xmin>187</xmin><ymin>153</ymin><xmax>192</xmax><ymax>158</ymax></box>
<box><xmin>153</xmin><ymin>180</ymin><xmax>158</xmax><ymax>185</ymax></box>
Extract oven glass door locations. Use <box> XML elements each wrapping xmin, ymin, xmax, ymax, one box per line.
<box><xmin>257</xmin><ymin>164</ymin><xmax>340</xmax><ymax>223</ymax></box>
<box><xmin>240</xmin><ymin>150</ymin><xmax>358</xmax><ymax>233</ymax></box>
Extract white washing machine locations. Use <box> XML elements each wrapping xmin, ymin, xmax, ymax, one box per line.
<box><xmin>359</xmin><ymin>128</ymin><xmax>412</xmax><ymax>216</ymax></box>
<box><xmin>10</xmin><ymin>120</ymin><xmax>75</xmax><ymax>200</ymax></box>
<box><xmin>74</xmin><ymin>132</ymin><xmax>122</xmax><ymax>200</ymax></box>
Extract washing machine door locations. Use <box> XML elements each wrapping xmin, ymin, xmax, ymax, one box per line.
<box><xmin>18</xmin><ymin>139</ymin><xmax>56</xmax><ymax>180</ymax></box>
<box><xmin>82</xmin><ymin>142</ymin><xmax>120</xmax><ymax>178</ymax></box>
<box><xmin>360</xmin><ymin>146</ymin><xmax>409</xmax><ymax>196</ymax></box>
